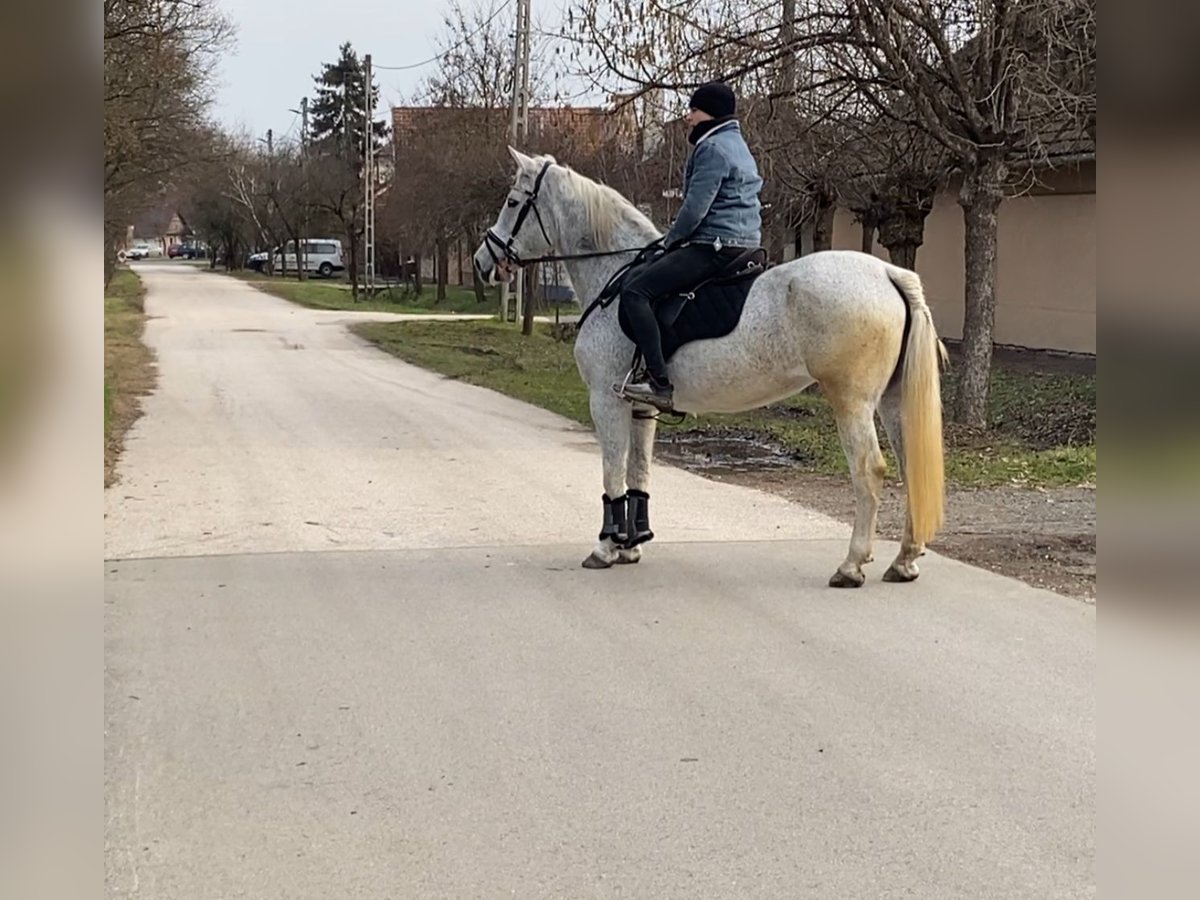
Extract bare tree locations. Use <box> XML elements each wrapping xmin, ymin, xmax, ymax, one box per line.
<box><xmin>309</xmin><ymin>153</ymin><xmax>365</xmax><ymax>289</ymax></box>
<box><xmin>103</xmin><ymin>0</ymin><xmax>234</xmax><ymax>282</ymax></box>
<box><xmin>843</xmin><ymin>0</ymin><xmax>1096</xmax><ymax>427</ymax></box>
<box><xmin>225</xmin><ymin>140</ymin><xmax>286</xmax><ymax>269</ymax></box>
<box><xmin>261</xmin><ymin>145</ymin><xmax>316</xmax><ymax>281</ymax></box>
<box><xmin>386</xmin><ymin>0</ymin><xmax>552</xmax><ymax>307</ymax></box>
<box><xmin>838</xmin><ymin>114</ymin><xmax>952</xmax><ymax>269</ymax></box>
<box><xmin>562</xmin><ymin>0</ymin><xmax>1095</xmax><ymax>429</ymax></box>
<box><xmin>176</xmin><ymin>133</ymin><xmax>254</xmax><ymax>270</ymax></box>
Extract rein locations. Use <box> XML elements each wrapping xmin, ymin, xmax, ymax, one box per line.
<box><xmin>575</xmin><ymin>244</ymin><xmax>661</xmax><ymax>329</ymax></box>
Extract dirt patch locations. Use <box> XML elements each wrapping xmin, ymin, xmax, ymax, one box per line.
<box><xmin>657</xmin><ymin>434</ymin><xmax>1096</xmax><ymax>602</ymax></box>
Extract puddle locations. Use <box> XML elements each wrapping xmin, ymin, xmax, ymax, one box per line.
<box><xmin>655</xmin><ymin>429</ymin><xmax>798</xmax><ymax>474</ymax></box>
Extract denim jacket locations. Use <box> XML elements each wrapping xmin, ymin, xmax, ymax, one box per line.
<box><xmin>663</xmin><ymin>120</ymin><xmax>763</xmax><ymax>249</ymax></box>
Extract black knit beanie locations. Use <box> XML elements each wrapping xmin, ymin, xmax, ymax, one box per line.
<box><xmin>688</xmin><ymin>82</ymin><xmax>736</xmax><ymax>119</ymax></box>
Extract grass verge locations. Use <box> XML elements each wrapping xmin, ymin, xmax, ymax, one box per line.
<box><xmin>352</xmin><ymin>319</ymin><xmax>1096</xmax><ymax>489</ymax></box>
<box><xmin>104</xmin><ymin>269</ymin><xmax>155</xmax><ymax>486</ymax></box>
<box><xmin>222</xmin><ymin>269</ymin><xmax>499</xmax><ymax>315</ymax></box>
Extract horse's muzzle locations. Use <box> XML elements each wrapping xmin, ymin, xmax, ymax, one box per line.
<box><xmin>473</xmin><ymin>256</ymin><xmax>511</xmax><ymax>286</ymax></box>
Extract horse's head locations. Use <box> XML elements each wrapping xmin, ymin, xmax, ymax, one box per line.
<box><xmin>473</xmin><ymin>147</ymin><xmax>559</xmax><ymax>285</ymax></box>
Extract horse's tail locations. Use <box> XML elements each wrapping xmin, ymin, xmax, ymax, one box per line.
<box><xmin>888</xmin><ymin>266</ymin><xmax>947</xmax><ymax>545</ymax></box>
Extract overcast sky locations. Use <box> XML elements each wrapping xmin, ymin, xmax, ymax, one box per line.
<box><xmin>211</xmin><ymin>0</ymin><xmax>548</xmax><ymax>144</ymax></box>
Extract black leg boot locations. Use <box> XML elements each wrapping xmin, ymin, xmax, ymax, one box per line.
<box><xmin>599</xmin><ymin>493</ymin><xmax>629</xmax><ymax>546</ymax></box>
<box><xmin>625</xmin><ymin>490</ymin><xmax>655</xmax><ymax>547</ymax></box>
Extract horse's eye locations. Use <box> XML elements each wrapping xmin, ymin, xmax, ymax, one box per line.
<box><xmin>506</xmin><ymin>198</ymin><xmax>519</xmax><ymax>208</ymax></box>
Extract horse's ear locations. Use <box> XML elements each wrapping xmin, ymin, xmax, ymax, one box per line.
<box><xmin>508</xmin><ymin>145</ymin><xmax>533</xmax><ymax>170</ymax></box>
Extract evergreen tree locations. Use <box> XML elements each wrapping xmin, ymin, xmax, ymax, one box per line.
<box><xmin>309</xmin><ymin>42</ymin><xmax>388</xmax><ymax>168</ymax></box>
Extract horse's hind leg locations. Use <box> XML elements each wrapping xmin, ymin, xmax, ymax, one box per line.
<box><xmin>617</xmin><ymin>411</ymin><xmax>659</xmax><ymax>564</ymax></box>
<box><xmin>827</xmin><ymin>393</ymin><xmax>887</xmax><ymax>588</ymax></box>
<box><xmin>879</xmin><ymin>385</ymin><xmax>924</xmax><ymax>582</ymax></box>
<box><xmin>582</xmin><ymin>389</ymin><xmax>633</xmax><ymax>569</ymax></box>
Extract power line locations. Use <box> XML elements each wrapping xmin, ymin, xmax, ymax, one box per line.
<box><xmin>372</xmin><ymin>0</ymin><xmax>514</xmax><ymax>71</ymax></box>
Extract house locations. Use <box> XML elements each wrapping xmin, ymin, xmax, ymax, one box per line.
<box><xmin>824</xmin><ymin>157</ymin><xmax>1096</xmax><ymax>355</ymax></box>
<box><xmin>391</xmin><ymin>102</ymin><xmax>639</xmax><ymax>156</ymax></box>
<box><xmin>130</xmin><ymin>208</ymin><xmax>192</xmax><ymax>255</ymax></box>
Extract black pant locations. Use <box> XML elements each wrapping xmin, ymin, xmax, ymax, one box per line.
<box><xmin>621</xmin><ymin>243</ymin><xmax>733</xmax><ymax>384</ymax></box>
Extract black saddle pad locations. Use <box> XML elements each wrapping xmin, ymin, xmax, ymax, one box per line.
<box><xmin>617</xmin><ymin>256</ymin><xmax>766</xmax><ymax>361</ymax></box>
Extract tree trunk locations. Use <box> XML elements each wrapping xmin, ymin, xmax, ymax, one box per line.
<box><xmin>953</xmin><ymin>155</ymin><xmax>1007</xmax><ymax>429</ymax></box>
<box><xmin>521</xmin><ymin>263</ymin><xmax>539</xmax><ymax>336</ymax></box>
<box><xmin>413</xmin><ymin>252</ymin><xmax>423</xmax><ymax>295</ymax></box>
<box><xmin>348</xmin><ymin>228</ymin><xmax>360</xmax><ymax>299</ymax></box>
<box><xmin>457</xmin><ymin>238</ymin><xmax>465</xmax><ymax>285</ymax></box>
<box><xmin>768</xmin><ymin>223</ymin><xmax>786</xmax><ymax>265</ymax></box>
<box><xmin>861</xmin><ymin>220</ymin><xmax>875</xmax><ymax>254</ymax></box>
<box><xmin>436</xmin><ymin>235</ymin><xmax>448</xmax><ymax>302</ymax></box>
<box><xmin>285</xmin><ymin>228</ymin><xmax>304</xmax><ymax>280</ymax></box>
<box><xmin>103</xmin><ymin>218</ymin><xmax>122</xmax><ymax>287</ymax></box>
<box><xmin>877</xmin><ymin>199</ymin><xmax>931</xmax><ymax>274</ymax></box>
<box><xmin>466</xmin><ymin>230</ymin><xmax>487</xmax><ymax>302</ymax></box>
<box><xmin>812</xmin><ymin>195</ymin><xmax>835</xmax><ymax>252</ymax></box>
<box><xmin>887</xmin><ymin>243</ymin><xmax>917</xmax><ymax>270</ymax></box>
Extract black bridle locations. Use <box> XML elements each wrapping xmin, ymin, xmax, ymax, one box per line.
<box><xmin>480</xmin><ymin>159</ymin><xmax>667</xmax><ymax>333</ymax></box>
<box><xmin>482</xmin><ymin>160</ymin><xmax>659</xmax><ymax>270</ymax></box>
<box><xmin>483</xmin><ymin>161</ymin><xmax>556</xmax><ymax>269</ymax></box>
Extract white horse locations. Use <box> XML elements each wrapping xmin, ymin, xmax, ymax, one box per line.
<box><xmin>474</xmin><ymin>148</ymin><xmax>946</xmax><ymax>587</ymax></box>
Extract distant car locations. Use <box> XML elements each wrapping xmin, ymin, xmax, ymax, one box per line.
<box><xmin>247</xmin><ymin>251</ymin><xmax>269</xmax><ymax>272</ymax></box>
<box><xmin>272</xmin><ymin>238</ymin><xmax>345</xmax><ymax>278</ymax></box>
<box><xmin>126</xmin><ymin>245</ymin><xmax>151</xmax><ymax>260</ymax></box>
<box><xmin>170</xmin><ymin>243</ymin><xmax>206</xmax><ymax>259</ymax></box>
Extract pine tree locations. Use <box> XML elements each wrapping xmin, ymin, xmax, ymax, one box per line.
<box><xmin>309</xmin><ymin>42</ymin><xmax>388</xmax><ymax>169</ymax></box>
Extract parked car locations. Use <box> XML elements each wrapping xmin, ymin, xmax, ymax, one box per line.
<box><xmin>272</xmin><ymin>238</ymin><xmax>345</xmax><ymax>278</ymax></box>
<box><xmin>246</xmin><ymin>250</ymin><xmax>269</xmax><ymax>272</ymax></box>
<box><xmin>170</xmin><ymin>242</ymin><xmax>207</xmax><ymax>259</ymax></box>
<box><xmin>126</xmin><ymin>244</ymin><xmax>152</xmax><ymax>260</ymax></box>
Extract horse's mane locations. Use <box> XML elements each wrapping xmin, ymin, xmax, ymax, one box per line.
<box><xmin>555</xmin><ymin>163</ymin><xmax>659</xmax><ymax>250</ymax></box>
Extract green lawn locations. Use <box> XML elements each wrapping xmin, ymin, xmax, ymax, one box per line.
<box><xmin>351</xmin><ymin>319</ymin><xmax>1096</xmax><ymax>489</ymax></box>
<box><xmin>224</xmin><ymin>269</ymin><xmax>501</xmax><ymax>315</ymax></box>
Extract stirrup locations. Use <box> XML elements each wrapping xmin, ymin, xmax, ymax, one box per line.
<box><xmin>617</xmin><ymin>381</ymin><xmax>675</xmax><ymax>412</ymax></box>
<box><xmin>612</xmin><ymin>367</ymin><xmax>638</xmax><ymax>398</ymax></box>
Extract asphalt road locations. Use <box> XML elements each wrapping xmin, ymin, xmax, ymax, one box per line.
<box><xmin>105</xmin><ymin>264</ymin><xmax>1095</xmax><ymax>898</ymax></box>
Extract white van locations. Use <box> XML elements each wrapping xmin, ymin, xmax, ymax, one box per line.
<box><xmin>273</xmin><ymin>238</ymin><xmax>345</xmax><ymax>277</ymax></box>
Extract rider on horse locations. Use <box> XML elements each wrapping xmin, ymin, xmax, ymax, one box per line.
<box><xmin>618</xmin><ymin>81</ymin><xmax>764</xmax><ymax>411</ymax></box>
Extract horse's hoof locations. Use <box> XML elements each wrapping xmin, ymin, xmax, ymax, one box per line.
<box><xmin>829</xmin><ymin>570</ymin><xmax>866</xmax><ymax>588</ymax></box>
<box><xmin>582</xmin><ymin>552</ymin><xmax>613</xmax><ymax>570</ymax></box>
<box><xmin>882</xmin><ymin>565</ymin><xmax>919</xmax><ymax>583</ymax></box>
<box><xmin>615</xmin><ymin>549</ymin><xmax>641</xmax><ymax>565</ymax></box>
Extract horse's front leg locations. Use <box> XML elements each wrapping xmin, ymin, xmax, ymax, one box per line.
<box><xmin>582</xmin><ymin>389</ymin><xmax>633</xmax><ymax>569</ymax></box>
<box><xmin>616</xmin><ymin>409</ymin><xmax>659</xmax><ymax>564</ymax></box>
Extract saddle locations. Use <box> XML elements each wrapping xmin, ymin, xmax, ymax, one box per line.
<box><xmin>614</xmin><ymin>247</ymin><xmax>769</xmax><ymax>361</ymax></box>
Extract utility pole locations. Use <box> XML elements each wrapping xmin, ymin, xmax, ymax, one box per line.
<box><xmin>363</xmin><ymin>54</ymin><xmax>376</xmax><ymax>297</ymax></box>
<box><xmin>504</xmin><ymin>0</ymin><xmax>532</xmax><ymax>324</ymax></box>
<box><xmin>300</xmin><ymin>98</ymin><xmax>309</xmax><ymax>153</ymax></box>
<box><xmin>300</xmin><ymin>97</ymin><xmax>309</xmax><ymax>277</ymax></box>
